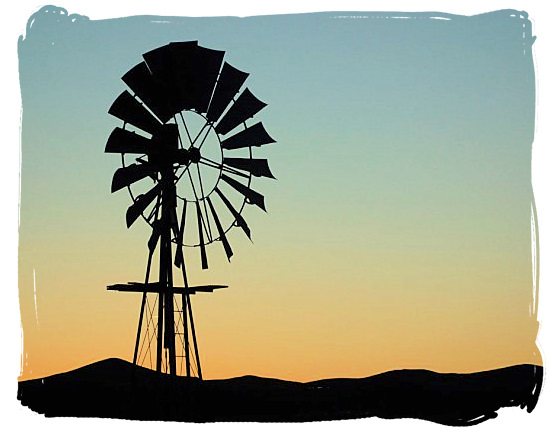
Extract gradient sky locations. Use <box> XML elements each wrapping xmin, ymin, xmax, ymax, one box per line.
<box><xmin>17</xmin><ymin>7</ymin><xmax>541</xmax><ymax>382</ymax></box>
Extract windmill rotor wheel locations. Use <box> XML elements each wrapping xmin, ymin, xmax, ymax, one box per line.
<box><xmin>106</xmin><ymin>41</ymin><xmax>275</xmax><ymax>268</ymax></box>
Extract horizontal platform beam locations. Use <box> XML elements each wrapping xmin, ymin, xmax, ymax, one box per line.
<box><xmin>106</xmin><ymin>282</ymin><xmax>228</xmax><ymax>295</ymax></box>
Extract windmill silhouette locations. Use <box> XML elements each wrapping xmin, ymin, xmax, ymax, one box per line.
<box><xmin>105</xmin><ymin>41</ymin><xmax>275</xmax><ymax>378</ymax></box>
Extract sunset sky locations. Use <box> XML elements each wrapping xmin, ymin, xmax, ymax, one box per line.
<box><xmin>17</xmin><ymin>6</ymin><xmax>542</xmax><ymax>383</ymax></box>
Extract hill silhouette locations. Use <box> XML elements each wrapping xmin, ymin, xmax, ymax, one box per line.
<box><xmin>18</xmin><ymin>358</ymin><xmax>542</xmax><ymax>425</ymax></box>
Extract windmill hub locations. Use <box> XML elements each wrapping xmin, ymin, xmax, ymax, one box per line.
<box><xmin>188</xmin><ymin>147</ymin><xmax>201</xmax><ymax>163</ymax></box>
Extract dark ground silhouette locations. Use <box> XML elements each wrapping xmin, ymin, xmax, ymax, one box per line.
<box><xmin>18</xmin><ymin>358</ymin><xmax>542</xmax><ymax>425</ymax></box>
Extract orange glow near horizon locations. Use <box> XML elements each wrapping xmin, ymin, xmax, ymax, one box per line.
<box><xmin>18</xmin><ymin>242</ymin><xmax>543</xmax><ymax>382</ymax></box>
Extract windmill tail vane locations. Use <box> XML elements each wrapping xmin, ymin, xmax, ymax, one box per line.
<box><xmin>105</xmin><ymin>41</ymin><xmax>275</xmax><ymax>378</ymax></box>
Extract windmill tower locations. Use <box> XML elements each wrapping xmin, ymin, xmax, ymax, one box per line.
<box><xmin>105</xmin><ymin>42</ymin><xmax>275</xmax><ymax>378</ymax></box>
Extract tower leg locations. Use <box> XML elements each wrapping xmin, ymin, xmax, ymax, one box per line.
<box><xmin>156</xmin><ymin>290</ymin><xmax>164</xmax><ymax>372</ymax></box>
<box><xmin>178</xmin><ymin>252</ymin><xmax>201</xmax><ymax>378</ymax></box>
<box><xmin>187</xmin><ymin>296</ymin><xmax>203</xmax><ymax>380</ymax></box>
<box><xmin>133</xmin><ymin>246</ymin><xmax>155</xmax><ymax>366</ymax></box>
<box><xmin>157</xmin><ymin>221</ymin><xmax>169</xmax><ymax>373</ymax></box>
<box><xmin>158</xmin><ymin>184</ymin><xmax>177</xmax><ymax>375</ymax></box>
<box><xmin>182</xmin><ymin>293</ymin><xmax>191</xmax><ymax>377</ymax></box>
<box><xmin>164</xmin><ymin>257</ymin><xmax>177</xmax><ymax>375</ymax></box>
<box><xmin>133</xmin><ymin>292</ymin><xmax>147</xmax><ymax>365</ymax></box>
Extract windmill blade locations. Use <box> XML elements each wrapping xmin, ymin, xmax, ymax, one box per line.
<box><xmin>105</xmin><ymin>127</ymin><xmax>156</xmax><ymax>155</ymax></box>
<box><xmin>170</xmin><ymin>207</ymin><xmax>179</xmax><ymax>241</ymax></box>
<box><xmin>143</xmin><ymin>42</ymin><xmax>224</xmax><ymax>114</ymax></box>
<box><xmin>207</xmin><ymin>62</ymin><xmax>249</xmax><ymax>123</ymax></box>
<box><xmin>144</xmin><ymin>41</ymin><xmax>198</xmax><ymax>62</ymax></box>
<box><xmin>122</xmin><ymin>61</ymin><xmax>175</xmax><ymax>123</ymax></box>
<box><xmin>111</xmin><ymin>162</ymin><xmax>158</xmax><ymax>193</ymax></box>
<box><xmin>142</xmin><ymin>41</ymin><xmax>198</xmax><ymax>85</ymax></box>
<box><xmin>220</xmin><ymin>174</ymin><xmax>266</xmax><ymax>211</ymax></box>
<box><xmin>214</xmin><ymin>188</ymin><xmax>251</xmax><ymax>240</ymax></box>
<box><xmin>174</xmin><ymin>200</ymin><xmax>188</xmax><ymax>268</ymax></box>
<box><xmin>220</xmin><ymin>122</ymin><xmax>275</xmax><ymax>150</ymax></box>
<box><xmin>108</xmin><ymin>90</ymin><xmax>162</xmax><ymax>135</ymax></box>
<box><xmin>143</xmin><ymin>41</ymin><xmax>197</xmax><ymax>113</ymax></box>
<box><xmin>126</xmin><ymin>183</ymin><xmax>161</xmax><ymax>228</ymax></box>
<box><xmin>215</xmin><ymin>89</ymin><xmax>267</xmax><ymax>135</ymax></box>
<box><xmin>196</xmin><ymin>202</ymin><xmax>208</xmax><ymax>269</ymax></box>
<box><xmin>206</xmin><ymin>197</ymin><xmax>233</xmax><ymax>262</ymax></box>
<box><xmin>224</xmin><ymin>158</ymin><xmax>275</xmax><ymax>179</ymax></box>
<box><xmin>189</xmin><ymin>45</ymin><xmax>225</xmax><ymax>113</ymax></box>
<box><xmin>148</xmin><ymin>219</ymin><xmax>161</xmax><ymax>252</ymax></box>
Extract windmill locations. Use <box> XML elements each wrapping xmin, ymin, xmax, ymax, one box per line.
<box><xmin>105</xmin><ymin>41</ymin><xmax>275</xmax><ymax>378</ymax></box>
